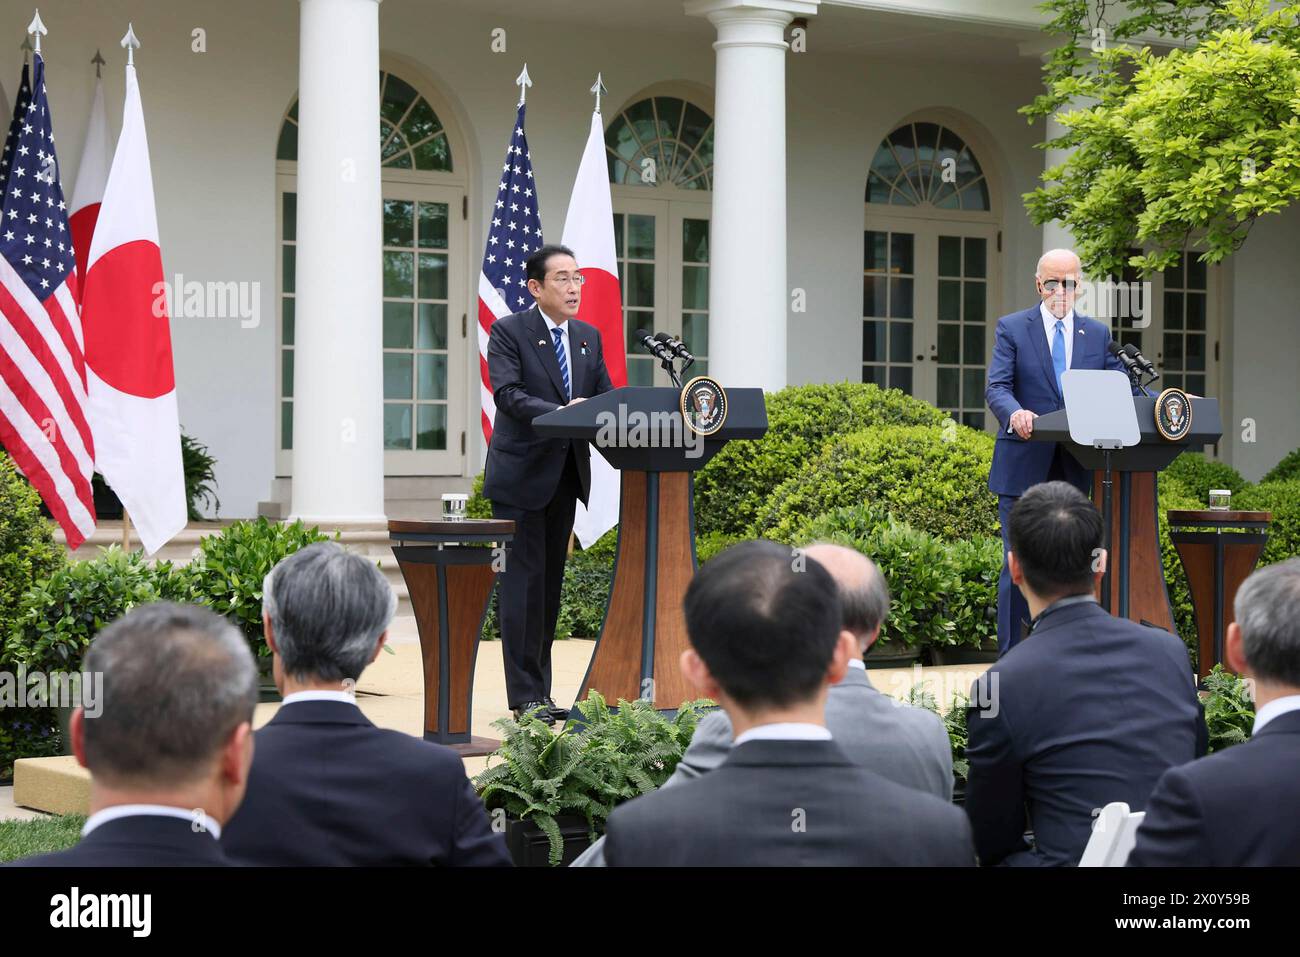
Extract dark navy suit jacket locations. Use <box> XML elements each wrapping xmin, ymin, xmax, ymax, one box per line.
<box><xmin>1128</xmin><ymin>709</ymin><xmax>1300</xmax><ymax>866</ymax></box>
<box><xmin>220</xmin><ymin>701</ymin><xmax>511</xmax><ymax>866</ymax></box>
<box><xmin>964</xmin><ymin>600</ymin><xmax>1205</xmax><ymax>866</ymax></box>
<box><xmin>985</xmin><ymin>306</ymin><xmax>1126</xmax><ymax>497</ymax></box>
<box><xmin>483</xmin><ymin>305</ymin><xmax>613</xmax><ymax>511</ymax></box>
<box><xmin>8</xmin><ymin>815</ymin><xmax>231</xmax><ymax>867</ymax></box>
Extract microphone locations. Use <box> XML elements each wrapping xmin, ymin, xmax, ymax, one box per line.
<box><xmin>1122</xmin><ymin>343</ymin><xmax>1157</xmax><ymax>377</ymax></box>
<box><xmin>635</xmin><ymin>328</ymin><xmax>674</xmax><ymax>362</ymax></box>
<box><xmin>654</xmin><ymin>331</ymin><xmax>695</xmax><ymax>364</ymax></box>
<box><xmin>1107</xmin><ymin>340</ymin><xmax>1140</xmax><ymax>375</ymax></box>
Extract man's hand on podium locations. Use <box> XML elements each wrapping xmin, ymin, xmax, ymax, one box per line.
<box><xmin>567</xmin><ymin>397</ymin><xmax>586</xmax><ymax>406</ymax></box>
<box><xmin>1009</xmin><ymin>408</ymin><xmax>1038</xmax><ymax>440</ymax></box>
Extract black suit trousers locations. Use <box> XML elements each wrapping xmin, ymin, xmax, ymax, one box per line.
<box><xmin>492</xmin><ymin>449</ymin><xmax>580</xmax><ymax>708</ymax></box>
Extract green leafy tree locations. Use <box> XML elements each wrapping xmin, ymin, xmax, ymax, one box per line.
<box><xmin>1024</xmin><ymin>0</ymin><xmax>1300</xmax><ymax>276</ymax></box>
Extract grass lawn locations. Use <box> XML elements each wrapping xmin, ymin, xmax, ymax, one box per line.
<box><xmin>0</xmin><ymin>814</ymin><xmax>85</xmax><ymax>864</ymax></box>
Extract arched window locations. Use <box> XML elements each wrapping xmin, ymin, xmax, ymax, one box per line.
<box><xmin>276</xmin><ymin>69</ymin><xmax>467</xmax><ymax>479</ymax></box>
<box><xmin>605</xmin><ymin>96</ymin><xmax>713</xmax><ymax>189</ymax></box>
<box><xmin>866</xmin><ymin>121</ymin><xmax>988</xmax><ymax>211</ymax></box>
<box><xmin>606</xmin><ymin>94</ymin><xmax>714</xmax><ymax>385</ymax></box>
<box><xmin>277</xmin><ymin>72</ymin><xmax>453</xmax><ymax>171</ymax></box>
<box><xmin>863</xmin><ymin>119</ymin><xmax>999</xmax><ymax>430</ymax></box>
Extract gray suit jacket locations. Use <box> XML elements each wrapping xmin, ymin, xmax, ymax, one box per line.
<box><xmin>570</xmin><ymin>665</ymin><xmax>953</xmax><ymax>866</ymax></box>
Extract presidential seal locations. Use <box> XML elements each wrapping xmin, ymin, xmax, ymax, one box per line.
<box><xmin>1155</xmin><ymin>387</ymin><xmax>1192</xmax><ymax>441</ymax></box>
<box><xmin>680</xmin><ymin>375</ymin><xmax>728</xmax><ymax>437</ymax></box>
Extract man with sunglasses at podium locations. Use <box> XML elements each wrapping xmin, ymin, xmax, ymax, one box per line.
<box><xmin>985</xmin><ymin>248</ymin><xmax>1128</xmax><ymax>655</ymax></box>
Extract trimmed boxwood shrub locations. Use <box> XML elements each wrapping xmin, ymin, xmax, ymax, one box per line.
<box><xmin>1236</xmin><ymin>479</ymin><xmax>1300</xmax><ymax>568</ymax></box>
<box><xmin>694</xmin><ymin>382</ymin><xmax>947</xmax><ymax>537</ymax></box>
<box><xmin>1262</xmin><ymin>447</ymin><xmax>1300</xmax><ymax>484</ymax></box>
<box><xmin>4</xmin><ymin>546</ymin><xmax>185</xmax><ymax>677</ymax></box>
<box><xmin>0</xmin><ymin>452</ymin><xmax>67</xmax><ymax>641</ymax></box>
<box><xmin>753</xmin><ymin>424</ymin><xmax>997</xmax><ymax>545</ymax></box>
<box><xmin>179</xmin><ymin>518</ymin><xmax>335</xmax><ymax>658</ymax></box>
<box><xmin>800</xmin><ymin>503</ymin><xmax>1001</xmax><ymax>649</ymax></box>
<box><xmin>1163</xmin><ymin>452</ymin><xmax>1247</xmax><ymax>502</ymax></box>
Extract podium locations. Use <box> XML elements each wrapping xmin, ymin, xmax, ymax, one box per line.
<box><xmin>533</xmin><ymin>386</ymin><xmax>767</xmax><ymax>710</ymax></box>
<box><xmin>389</xmin><ymin>519</ymin><xmax>514</xmax><ymax>756</ymax></box>
<box><xmin>1031</xmin><ymin>396</ymin><xmax>1222</xmax><ymax>631</ymax></box>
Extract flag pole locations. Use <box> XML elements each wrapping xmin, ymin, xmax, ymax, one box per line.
<box><xmin>27</xmin><ymin>10</ymin><xmax>45</xmax><ymax>55</ymax></box>
<box><xmin>516</xmin><ymin>63</ymin><xmax>531</xmax><ymax>106</ymax></box>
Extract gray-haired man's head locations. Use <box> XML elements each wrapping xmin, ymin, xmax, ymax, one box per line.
<box><xmin>80</xmin><ymin>602</ymin><xmax>257</xmax><ymax>792</ymax></box>
<box><xmin>1230</xmin><ymin>558</ymin><xmax>1300</xmax><ymax>691</ymax></box>
<box><xmin>262</xmin><ymin>541</ymin><xmax>397</xmax><ymax>686</ymax></box>
<box><xmin>804</xmin><ymin>542</ymin><xmax>890</xmax><ymax>652</ymax></box>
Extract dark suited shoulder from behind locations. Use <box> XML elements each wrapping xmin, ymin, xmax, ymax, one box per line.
<box><xmin>604</xmin><ymin>744</ymin><xmax>974</xmax><ymax>867</ymax></box>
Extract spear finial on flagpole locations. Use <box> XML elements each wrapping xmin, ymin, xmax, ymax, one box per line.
<box><xmin>589</xmin><ymin>72</ymin><xmax>607</xmax><ymax>114</ymax></box>
<box><xmin>27</xmin><ymin>10</ymin><xmax>46</xmax><ymax>56</ymax></box>
<box><xmin>92</xmin><ymin>48</ymin><xmax>106</xmax><ymax>78</ymax></box>
<box><xmin>516</xmin><ymin>63</ymin><xmax>531</xmax><ymax>107</ymax></box>
<box><xmin>121</xmin><ymin>22</ymin><xmax>139</xmax><ymax>67</ymax></box>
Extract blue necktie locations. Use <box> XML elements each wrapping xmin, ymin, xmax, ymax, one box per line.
<box><xmin>1052</xmin><ymin>319</ymin><xmax>1066</xmax><ymax>395</ymax></box>
<box><xmin>551</xmin><ymin>327</ymin><xmax>571</xmax><ymax>400</ymax></box>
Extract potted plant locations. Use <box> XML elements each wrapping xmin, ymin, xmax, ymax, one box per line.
<box><xmin>180</xmin><ymin>430</ymin><xmax>221</xmax><ymax>520</ymax></box>
<box><xmin>474</xmin><ymin>690</ymin><xmax>711</xmax><ymax>866</ymax></box>
<box><xmin>906</xmin><ymin>685</ymin><xmax>970</xmax><ymax>804</ymax></box>
<box><xmin>1199</xmin><ymin>664</ymin><xmax>1254</xmax><ymax>753</ymax></box>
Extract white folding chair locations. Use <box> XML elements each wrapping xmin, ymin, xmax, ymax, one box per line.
<box><xmin>1078</xmin><ymin>801</ymin><xmax>1145</xmax><ymax>866</ymax></box>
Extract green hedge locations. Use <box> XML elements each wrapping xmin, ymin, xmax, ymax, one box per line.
<box><xmin>753</xmin><ymin>424</ymin><xmax>997</xmax><ymax>545</ymax></box>
<box><xmin>0</xmin><ymin>453</ymin><xmax>66</xmax><ymax>642</ymax></box>
<box><xmin>1158</xmin><ymin>476</ymin><xmax>1205</xmax><ymax>667</ymax></box>
<box><xmin>1236</xmin><ymin>479</ymin><xmax>1300</xmax><ymax>568</ymax></box>
<box><xmin>1262</xmin><ymin>448</ymin><xmax>1300</xmax><ymax>484</ymax></box>
<box><xmin>1163</xmin><ymin>452</ymin><xmax>1248</xmax><ymax>502</ymax></box>
<box><xmin>799</xmin><ymin>504</ymin><xmax>1001</xmax><ymax>649</ymax></box>
<box><xmin>693</xmin><ymin>382</ymin><xmax>947</xmax><ymax>537</ymax></box>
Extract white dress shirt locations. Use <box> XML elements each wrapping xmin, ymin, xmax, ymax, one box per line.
<box><xmin>1253</xmin><ymin>693</ymin><xmax>1300</xmax><ymax>734</ymax></box>
<box><xmin>1040</xmin><ymin>301</ymin><xmax>1074</xmax><ymax>368</ymax></box>
<box><xmin>82</xmin><ymin>804</ymin><xmax>222</xmax><ymax>840</ymax></box>
<box><xmin>732</xmin><ymin>722</ymin><xmax>833</xmax><ymax>746</ymax></box>
<box><xmin>281</xmin><ymin>689</ymin><xmax>358</xmax><ymax>706</ymax></box>
<box><xmin>848</xmin><ymin>658</ymin><xmax>866</xmax><ymax>671</ymax></box>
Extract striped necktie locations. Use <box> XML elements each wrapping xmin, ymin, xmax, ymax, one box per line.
<box><xmin>551</xmin><ymin>327</ymin><xmax>570</xmax><ymax>400</ymax></box>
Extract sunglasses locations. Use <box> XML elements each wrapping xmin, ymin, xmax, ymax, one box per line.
<box><xmin>1040</xmin><ymin>278</ymin><xmax>1078</xmax><ymax>292</ymax></box>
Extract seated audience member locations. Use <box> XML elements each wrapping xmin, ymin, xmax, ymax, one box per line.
<box><xmin>10</xmin><ymin>603</ymin><xmax>257</xmax><ymax>867</ymax></box>
<box><xmin>221</xmin><ymin>542</ymin><xmax>510</xmax><ymax>866</ymax></box>
<box><xmin>1130</xmin><ymin>558</ymin><xmax>1300</xmax><ymax>866</ymax></box>
<box><xmin>964</xmin><ymin>481</ymin><xmax>1205</xmax><ymax>866</ymax></box>
<box><xmin>572</xmin><ymin>541</ymin><xmax>954</xmax><ymax>867</ymax></box>
<box><xmin>602</xmin><ymin>539</ymin><xmax>975</xmax><ymax>867</ymax></box>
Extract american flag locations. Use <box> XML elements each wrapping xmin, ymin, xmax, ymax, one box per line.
<box><xmin>476</xmin><ymin>101</ymin><xmax>542</xmax><ymax>442</ymax></box>
<box><xmin>0</xmin><ymin>53</ymin><xmax>96</xmax><ymax>547</ymax></box>
<box><xmin>0</xmin><ymin>63</ymin><xmax>31</xmax><ymax>195</ymax></box>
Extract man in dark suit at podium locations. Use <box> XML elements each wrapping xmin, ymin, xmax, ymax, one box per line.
<box><xmin>484</xmin><ymin>244</ymin><xmax>613</xmax><ymax>724</ymax></box>
<box><xmin>985</xmin><ymin>248</ymin><xmax>1128</xmax><ymax>654</ymax></box>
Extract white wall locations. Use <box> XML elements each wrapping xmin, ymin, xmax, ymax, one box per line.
<box><xmin>1225</xmin><ymin>205</ymin><xmax>1300</xmax><ymax>481</ymax></box>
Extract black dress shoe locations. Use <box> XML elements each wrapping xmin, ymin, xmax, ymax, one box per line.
<box><xmin>512</xmin><ymin>701</ymin><xmax>555</xmax><ymax>726</ymax></box>
<box><xmin>544</xmin><ymin>697</ymin><xmax>569</xmax><ymax>721</ymax></box>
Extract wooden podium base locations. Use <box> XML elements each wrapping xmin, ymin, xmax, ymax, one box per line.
<box><xmin>1091</xmin><ymin>470</ymin><xmax>1173</xmax><ymax>632</ymax></box>
<box><xmin>575</xmin><ymin>470</ymin><xmax>697</xmax><ymax>711</ymax></box>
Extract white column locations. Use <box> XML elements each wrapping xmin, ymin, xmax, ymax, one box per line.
<box><xmin>687</xmin><ymin>0</ymin><xmax>816</xmax><ymax>392</ymax></box>
<box><xmin>1041</xmin><ymin>110</ymin><xmax>1075</xmax><ymax>255</ymax></box>
<box><xmin>291</xmin><ymin>0</ymin><xmax>386</xmax><ymax>523</ymax></box>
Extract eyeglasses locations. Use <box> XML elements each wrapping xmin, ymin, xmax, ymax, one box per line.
<box><xmin>1040</xmin><ymin>278</ymin><xmax>1078</xmax><ymax>292</ymax></box>
<box><xmin>547</xmin><ymin>273</ymin><xmax>586</xmax><ymax>287</ymax></box>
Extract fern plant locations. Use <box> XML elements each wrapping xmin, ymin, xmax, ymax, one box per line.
<box><xmin>1200</xmin><ymin>664</ymin><xmax>1255</xmax><ymax>753</ymax></box>
<box><xmin>474</xmin><ymin>690</ymin><xmax>712</xmax><ymax>865</ymax></box>
<box><xmin>906</xmin><ymin>684</ymin><xmax>970</xmax><ymax>788</ymax></box>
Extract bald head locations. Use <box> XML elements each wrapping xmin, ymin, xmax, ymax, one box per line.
<box><xmin>804</xmin><ymin>542</ymin><xmax>890</xmax><ymax>649</ymax></box>
<box><xmin>1036</xmin><ymin>248</ymin><xmax>1081</xmax><ymax>319</ymax></box>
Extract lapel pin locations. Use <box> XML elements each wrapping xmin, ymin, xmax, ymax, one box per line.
<box><xmin>537</xmin><ymin>339</ymin><xmax>546</xmax><ymax>346</ymax></box>
<box><xmin>581</xmin><ymin>340</ymin><xmax>588</xmax><ymax>356</ymax></box>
